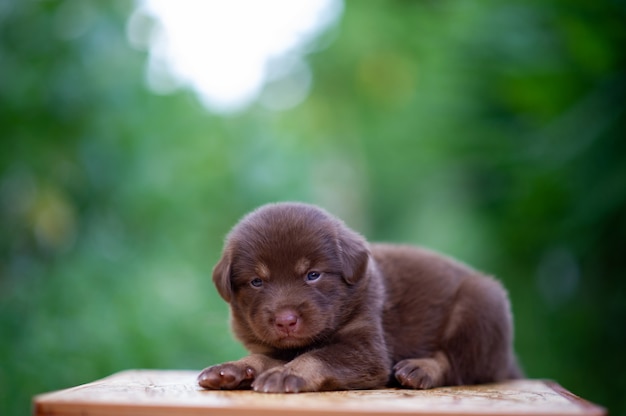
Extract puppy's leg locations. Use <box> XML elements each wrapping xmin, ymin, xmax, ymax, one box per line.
<box><xmin>252</xmin><ymin>331</ymin><xmax>390</xmax><ymax>393</ymax></box>
<box><xmin>440</xmin><ymin>277</ymin><xmax>516</xmax><ymax>385</ymax></box>
<box><xmin>198</xmin><ymin>354</ymin><xmax>285</xmax><ymax>390</ymax></box>
<box><xmin>393</xmin><ymin>277</ymin><xmax>515</xmax><ymax>389</ymax></box>
<box><xmin>393</xmin><ymin>351</ymin><xmax>450</xmax><ymax>389</ymax></box>
<box><xmin>252</xmin><ymin>354</ymin><xmax>327</xmax><ymax>393</ymax></box>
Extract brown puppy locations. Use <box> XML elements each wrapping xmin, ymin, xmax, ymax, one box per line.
<box><xmin>198</xmin><ymin>202</ymin><xmax>522</xmax><ymax>393</ymax></box>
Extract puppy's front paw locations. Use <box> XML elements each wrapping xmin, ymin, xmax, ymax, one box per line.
<box><xmin>198</xmin><ymin>362</ymin><xmax>255</xmax><ymax>390</ymax></box>
<box><xmin>393</xmin><ymin>358</ymin><xmax>443</xmax><ymax>389</ymax></box>
<box><xmin>252</xmin><ymin>367</ymin><xmax>307</xmax><ymax>393</ymax></box>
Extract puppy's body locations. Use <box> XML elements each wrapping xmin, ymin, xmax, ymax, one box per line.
<box><xmin>375</xmin><ymin>244</ymin><xmax>520</xmax><ymax>387</ymax></box>
<box><xmin>198</xmin><ymin>203</ymin><xmax>521</xmax><ymax>393</ymax></box>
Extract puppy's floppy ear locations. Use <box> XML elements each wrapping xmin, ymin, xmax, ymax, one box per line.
<box><xmin>337</xmin><ymin>226</ymin><xmax>370</xmax><ymax>284</ymax></box>
<box><xmin>212</xmin><ymin>250</ymin><xmax>233</xmax><ymax>303</ymax></box>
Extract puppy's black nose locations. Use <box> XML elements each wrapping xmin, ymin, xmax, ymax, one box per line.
<box><xmin>274</xmin><ymin>309</ymin><xmax>299</xmax><ymax>333</ymax></box>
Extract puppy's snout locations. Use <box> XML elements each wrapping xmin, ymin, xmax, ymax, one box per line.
<box><xmin>274</xmin><ymin>309</ymin><xmax>300</xmax><ymax>334</ymax></box>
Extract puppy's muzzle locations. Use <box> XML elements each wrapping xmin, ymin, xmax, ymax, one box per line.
<box><xmin>273</xmin><ymin>308</ymin><xmax>300</xmax><ymax>335</ymax></box>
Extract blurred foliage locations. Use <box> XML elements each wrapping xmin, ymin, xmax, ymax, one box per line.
<box><xmin>1</xmin><ymin>0</ymin><xmax>625</xmax><ymax>415</ymax></box>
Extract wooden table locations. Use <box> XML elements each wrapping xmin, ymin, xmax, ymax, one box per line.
<box><xmin>33</xmin><ymin>370</ymin><xmax>606</xmax><ymax>416</ymax></box>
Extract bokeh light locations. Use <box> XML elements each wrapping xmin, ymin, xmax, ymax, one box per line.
<box><xmin>128</xmin><ymin>0</ymin><xmax>343</xmax><ymax>113</ymax></box>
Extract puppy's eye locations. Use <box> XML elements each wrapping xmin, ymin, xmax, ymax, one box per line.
<box><xmin>250</xmin><ymin>278</ymin><xmax>263</xmax><ymax>288</ymax></box>
<box><xmin>306</xmin><ymin>271</ymin><xmax>321</xmax><ymax>282</ymax></box>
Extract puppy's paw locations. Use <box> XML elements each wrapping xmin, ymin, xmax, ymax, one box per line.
<box><xmin>198</xmin><ymin>362</ymin><xmax>255</xmax><ymax>390</ymax></box>
<box><xmin>393</xmin><ymin>358</ymin><xmax>444</xmax><ymax>389</ymax></box>
<box><xmin>252</xmin><ymin>367</ymin><xmax>307</xmax><ymax>393</ymax></box>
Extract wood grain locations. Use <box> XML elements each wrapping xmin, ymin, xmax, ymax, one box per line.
<box><xmin>33</xmin><ymin>370</ymin><xmax>606</xmax><ymax>416</ymax></box>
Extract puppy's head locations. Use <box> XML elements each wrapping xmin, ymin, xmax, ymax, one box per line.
<box><xmin>212</xmin><ymin>202</ymin><xmax>369</xmax><ymax>350</ymax></box>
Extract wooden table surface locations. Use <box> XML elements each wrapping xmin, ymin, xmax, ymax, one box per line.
<box><xmin>33</xmin><ymin>370</ymin><xmax>606</xmax><ymax>416</ymax></box>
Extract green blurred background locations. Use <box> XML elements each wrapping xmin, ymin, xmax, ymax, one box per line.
<box><xmin>1</xmin><ymin>1</ymin><xmax>625</xmax><ymax>415</ymax></box>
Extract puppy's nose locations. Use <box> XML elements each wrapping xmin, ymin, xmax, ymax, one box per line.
<box><xmin>274</xmin><ymin>309</ymin><xmax>299</xmax><ymax>333</ymax></box>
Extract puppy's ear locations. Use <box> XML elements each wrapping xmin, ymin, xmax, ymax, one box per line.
<box><xmin>212</xmin><ymin>250</ymin><xmax>233</xmax><ymax>302</ymax></box>
<box><xmin>337</xmin><ymin>227</ymin><xmax>370</xmax><ymax>284</ymax></box>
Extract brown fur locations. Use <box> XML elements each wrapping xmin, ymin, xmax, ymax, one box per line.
<box><xmin>198</xmin><ymin>202</ymin><xmax>522</xmax><ymax>393</ymax></box>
